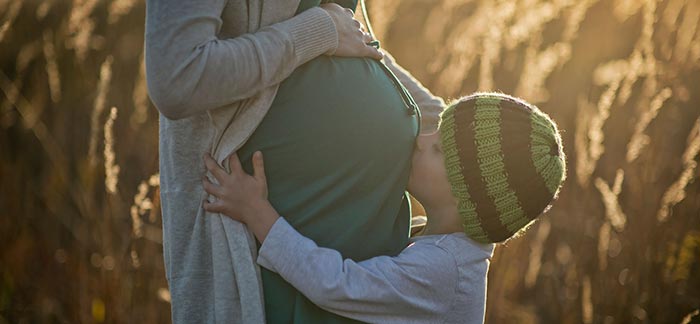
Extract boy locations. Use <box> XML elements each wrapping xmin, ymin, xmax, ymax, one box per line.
<box><xmin>202</xmin><ymin>93</ymin><xmax>566</xmax><ymax>324</ymax></box>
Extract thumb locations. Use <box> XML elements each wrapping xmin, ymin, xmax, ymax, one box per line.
<box><xmin>253</xmin><ymin>151</ymin><xmax>267</xmax><ymax>182</ymax></box>
<box><xmin>228</xmin><ymin>153</ymin><xmax>243</xmax><ymax>174</ymax></box>
<box><xmin>367</xmin><ymin>46</ymin><xmax>383</xmax><ymax>60</ymax></box>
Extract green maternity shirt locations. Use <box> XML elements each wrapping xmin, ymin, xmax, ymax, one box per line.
<box><xmin>236</xmin><ymin>1</ymin><xmax>420</xmax><ymax>323</ymax></box>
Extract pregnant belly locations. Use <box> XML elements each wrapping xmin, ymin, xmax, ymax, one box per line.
<box><xmin>238</xmin><ymin>56</ymin><xmax>418</xmax><ymax>259</ymax></box>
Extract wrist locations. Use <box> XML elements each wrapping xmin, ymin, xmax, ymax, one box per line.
<box><xmin>279</xmin><ymin>7</ymin><xmax>338</xmax><ymax>59</ymax></box>
<box><xmin>245</xmin><ymin>199</ymin><xmax>280</xmax><ymax>243</ymax></box>
<box><xmin>319</xmin><ymin>8</ymin><xmax>339</xmax><ymax>55</ymax></box>
<box><xmin>241</xmin><ymin>198</ymin><xmax>272</xmax><ymax>221</ymax></box>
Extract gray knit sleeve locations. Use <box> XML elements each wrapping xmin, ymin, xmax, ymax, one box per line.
<box><xmin>145</xmin><ymin>0</ymin><xmax>338</xmax><ymax>120</ymax></box>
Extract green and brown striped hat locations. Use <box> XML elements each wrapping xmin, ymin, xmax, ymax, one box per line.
<box><xmin>438</xmin><ymin>93</ymin><xmax>566</xmax><ymax>243</ymax></box>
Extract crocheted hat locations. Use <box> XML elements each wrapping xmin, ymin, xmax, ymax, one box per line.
<box><xmin>438</xmin><ymin>93</ymin><xmax>566</xmax><ymax>243</ymax></box>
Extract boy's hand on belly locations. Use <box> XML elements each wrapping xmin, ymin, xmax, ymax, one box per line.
<box><xmin>202</xmin><ymin>152</ymin><xmax>279</xmax><ymax>242</ymax></box>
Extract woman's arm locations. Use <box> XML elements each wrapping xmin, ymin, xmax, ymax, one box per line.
<box><xmin>145</xmin><ymin>0</ymin><xmax>334</xmax><ymax>120</ymax></box>
<box><xmin>146</xmin><ymin>1</ymin><xmax>381</xmax><ymax>120</ymax></box>
<box><xmin>382</xmin><ymin>51</ymin><xmax>445</xmax><ymax>133</ymax></box>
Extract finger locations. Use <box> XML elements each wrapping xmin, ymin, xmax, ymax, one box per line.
<box><xmin>203</xmin><ymin>199</ymin><xmax>225</xmax><ymax>214</ymax></box>
<box><xmin>366</xmin><ymin>46</ymin><xmax>384</xmax><ymax>60</ymax></box>
<box><xmin>203</xmin><ymin>154</ymin><xmax>229</xmax><ymax>183</ymax></box>
<box><xmin>252</xmin><ymin>151</ymin><xmax>266</xmax><ymax>182</ymax></box>
<box><xmin>202</xmin><ymin>176</ymin><xmax>225</xmax><ymax>198</ymax></box>
<box><xmin>227</xmin><ymin>153</ymin><xmax>243</xmax><ymax>174</ymax></box>
<box><xmin>353</xmin><ymin>19</ymin><xmax>361</xmax><ymax>29</ymax></box>
<box><xmin>344</xmin><ymin>7</ymin><xmax>354</xmax><ymax>16</ymax></box>
<box><xmin>362</xmin><ymin>32</ymin><xmax>372</xmax><ymax>44</ymax></box>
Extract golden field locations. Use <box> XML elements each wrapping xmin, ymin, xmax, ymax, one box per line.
<box><xmin>1</xmin><ymin>0</ymin><xmax>699</xmax><ymax>323</ymax></box>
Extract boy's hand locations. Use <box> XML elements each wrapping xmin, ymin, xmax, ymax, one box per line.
<box><xmin>202</xmin><ymin>151</ymin><xmax>269</xmax><ymax>223</ymax></box>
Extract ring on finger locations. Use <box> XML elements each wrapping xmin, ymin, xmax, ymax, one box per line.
<box><xmin>366</xmin><ymin>40</ymin><xmax>380</xmax><ymax>49</ymax></box>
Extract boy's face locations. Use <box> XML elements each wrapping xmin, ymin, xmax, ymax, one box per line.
<box><xmin>407</xmin><ymin>132</ymin><xmax>456</xmax><ymax>208</ymax></box>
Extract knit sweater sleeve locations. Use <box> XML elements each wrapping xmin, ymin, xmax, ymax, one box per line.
<box><xmin>145</xmin><ymin>0</ymin><xmax>338</xmax><ymax>120</ymax></box>
<box><xmin>257</xmin><ymin>218</ymin><xmax>458</xmax><ymax>324</ymax></box>
<box><xmin>382</xmin><ymin>51</ymin><xmax>445</xmax><ymax>133</ymax></box>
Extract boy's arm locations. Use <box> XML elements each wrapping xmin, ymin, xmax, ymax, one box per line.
<box><xmin>382</xmin><ymin>51</ymin><xmax>445</xmax><ymax>133</ymax></box>
<box><xmin>201</xmin><ymin>153</ymin><xmax>457</xmax><ymax>322</ymax></box>
<box><xmin>257</xmin><ymin>218</ymin><xmax>458</xmax><ymax>324</ymax></box>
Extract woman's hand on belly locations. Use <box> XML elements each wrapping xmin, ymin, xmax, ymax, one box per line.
<box><xmin>321</xmin><ymin>3</ymin><xmax>382</xmax><ymax>60</ymax></box>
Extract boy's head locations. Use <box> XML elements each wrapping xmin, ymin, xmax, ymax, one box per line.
<box><xmin>408</xmin><ymin>92</ymin><xmax>566</xmax><ymax>243</ymax></box>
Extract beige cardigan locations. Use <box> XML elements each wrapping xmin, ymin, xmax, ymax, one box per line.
<box><xmin>146</xmin><ymin>0</ymin><xmax>445</xmax><ymax>322</ymax></box>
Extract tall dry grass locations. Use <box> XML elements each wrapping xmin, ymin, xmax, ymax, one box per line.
<box><xmin>1</xmin><ymin>1</ymin><xmax>165</xmax><ymax>322</ymax></box>
<box><xmin>1</xmin><ymin>0</ymin><xmax>699</xmax><ymax>323</ymax></box>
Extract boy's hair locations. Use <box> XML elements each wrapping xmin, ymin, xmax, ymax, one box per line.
<box><xmin>438</xmin><ymin>92</ymin><xmax>566</xmax><ymax>244</ymax></box>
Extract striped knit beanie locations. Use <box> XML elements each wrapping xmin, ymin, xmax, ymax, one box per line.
<box><xmin>438</xmin><ymin>93</ymin><xmax>566</xmax><ymax>243</ymax></box>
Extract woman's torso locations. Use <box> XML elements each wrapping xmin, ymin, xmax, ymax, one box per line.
<box><xmin>236</xmin><ymin>1</ymin><xmax>419</xmax><ymax>323</ymax></box>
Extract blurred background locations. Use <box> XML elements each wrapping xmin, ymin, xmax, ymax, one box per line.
<box><xmin>1</xmin><ymin>0</ymin><xmax>699</xmax><ymax>323</ymax></box>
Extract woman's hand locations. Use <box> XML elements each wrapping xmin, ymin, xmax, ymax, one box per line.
<box><xmin>202</xmin><ymin>152</ymin><xmax>280</xmax><ymax>242</ymax></box>
<box><xmin>321</xmin><ymin>3</ymin><xmax>383</xmax><ymax>60</ymax></box>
